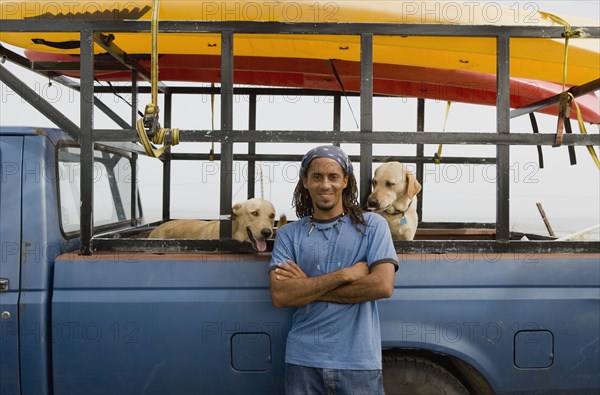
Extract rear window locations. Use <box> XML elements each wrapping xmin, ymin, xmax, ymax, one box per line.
<box><xmin>58</xmin><ymin>146</ymin><xmax>135</xmax><ymax>234</ymax></box>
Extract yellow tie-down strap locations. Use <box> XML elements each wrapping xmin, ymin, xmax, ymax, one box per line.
<box><xmin>135</xmin><ymin>104</ymin><xmax>180</xmax><ymax>158</ymax></box>
<box><xmin>135</xmin><ymin>118</ymin><xmax>180</xmax><ymax>158</ymax></box>
<box><xmin>434</xmin><ymin>101</ymin><xmax>452</xmax><ymax>165</ymax></box>
<box><xmin>568</xmin><ymin>93</ymin><xmax>600</xmax><ymax>170</ymax></box>
<box><xmin>134</xmin><ymin>0</ymin><xmax>181</xmax><ymax>159</ymax></box>
<box><xmin>539</xmin><ymin>12</ymin><xmax>597</xmax><ymax>170</ymax></box>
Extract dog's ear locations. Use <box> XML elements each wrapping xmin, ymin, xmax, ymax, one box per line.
<box><xmin>232</xmin><ymin>203</ymin><xmax>242</xmax><ymax>219</ymax></box>
<box><xmin>274</xmin><ymin>214</ymin><xmax>288</xmax><ymax>236</ymax></box>
<box><xmin>406</xmin><ymin>172</ymin><xmax>422</xmax><ymax>199</ymax></box>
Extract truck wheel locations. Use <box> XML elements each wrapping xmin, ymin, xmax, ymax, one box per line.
<box><xmin>383</xmin><ymin>354</ymin><xmax>470</xmax><ymax>395</ymax></box>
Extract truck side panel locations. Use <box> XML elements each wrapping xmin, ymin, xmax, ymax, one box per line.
<box><xmin>380</xmin><ymin>255</ymin><xmax>600</xmax><ymax>394</ymax></box>
<box><xmin>52</xmin><ymin>252</ymin><xmax>600</xmax><ymax>394</ymax></box>
<box><xmin>52</xmin><ymin>254</ymin><xmax>294</xmax><ymax>395</ymax></box>
<box><xmin>0</xmin><ymin>136</ymin><xmax>24</xmax><ymax>395</ymax></box>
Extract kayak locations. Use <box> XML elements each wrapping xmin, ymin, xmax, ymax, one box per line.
<box><xmin>1</xmin><ymin>1</ymin><xmax>598</xmax><ymax>122</ymax></box>
<box><xmin>23</xmin><ymin>50</ymin><xmax>600</xmax><ymax>123</ymax></box>
<box><xmin>1</xmin><ymin>1</ymin><xmax>598</xmax><ymax>85</ymax></box>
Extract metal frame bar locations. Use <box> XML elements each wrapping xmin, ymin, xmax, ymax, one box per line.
<box><xmin>2</xmin><ymin>19</ymin><xmax>598</xmax><ymax>37</ymax></box>
<box><xmin>101</xmin><ymin>152</ymin><xmax>127</xmax><ymax>221</ymax></box>
<box><xmin>92</xmin><ymin>86</ymin><xmax>380</xmax><ymax>96</ymax></box>
<box><xmin>496</xmin><ymin>34</ymin><xmax>511</xmax><ymax>241</ymax></box>
<box><xmin>360</xmin><ymin>33</ymin><xmax>374</xmax><ymax>208</ymax></box>
<box><xmin>219</xmin><ymin>31</ymin><xmax>234</xmax><ymax>239</ymax></box>
<box><xmin>0</xmin><ymin>43</ymin><xmax>81</xmax><ymax>89</ymax></box>
<box><xmin>0</xmin><ymin>45</ymin><xmax>131</xmax><ymax>131</ymax></box>
<box><xmin>92</xmin><ymin>32</ymin><xmax>169</xmax><ymax>94</ymax></box>
<box><xmin>92</xmin><ymin>86</ymin><xmax>370</xmax><ymax>96</ymax></box>
<box><xmin>247</xmin><ymin>94</ymin><xmax>257</xmax><ymax>199</ymax></box>
<box><xmin>91</xmin><ymin>129</ymin><xmax>599</xmax><ymax>145</ymax></box>
<box><xmin>392</xmin><ymin>240</ymin><xmax>598</xmax><ymax>254</ymax></box>
<box><xmin>167</xmin><ymin>153</ymin><xmax>496</xmax><ymax>165</ymax></box>
<box><xmin>1</xmin><ymin>19</ymin><xmax>599</xmax><ymax>254</ymax></box>
<box><xmin>130</xmin><ymin>70</ymin><xmax>141</xmax><ymax>227</ymax></box>
<box><xmin>162</xmin><ymin>92</ymin><xmax>173</xmax><ymax>220</ymax></box>
<box><xmin>130</xmin><ymin>71</ymin><xmax>138</xmax><ymax>131</ymax></box>
<box><xmin>79</xmin><ymin>29</ymin><xmax>94</xmax><ymax>255</ymax></box>
<box><xmin>0</xmin><ymin>63</ymin><xmax>80</xmax><ymax>140</ymax></box>
<box><xmin>416</xmin><ymin>98</ymin><xmax>425</xmax><ymax>225</ymax></box>
<box><xmin>333</xmin><ymin>95</ymin><xmax>342</xmax><ymax>134</ymax></box>
<box><xmin>91</xmin><ymin>237</ymin><xmax>598</xmax><ymax>254</ymax></box>
<box><xmin>511</xmin><ymin>78</ymin><xmax>600</xmax><ymax>119</ymax></box>
<box><xmin>131</xmin><ymin>153</ymin><xmax>138</xmax><ymax>226</ymax></box>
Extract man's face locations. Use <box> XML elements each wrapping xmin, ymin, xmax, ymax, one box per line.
<box><xmin>302</xmin><ymin>158</ymin><xmax>349</xmax><ymax>219</ymax></box>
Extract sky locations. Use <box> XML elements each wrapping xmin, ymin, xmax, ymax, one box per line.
<box><xmin>0</xmin><ymin>1</ymin><xmax>599</xmax><ymax>239</ymax></box>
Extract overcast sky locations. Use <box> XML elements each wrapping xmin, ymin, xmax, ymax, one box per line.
<box><xmin>1</xmin><ymin>1</ymin><xmax>598</xmax><ymax>239</ymax></box>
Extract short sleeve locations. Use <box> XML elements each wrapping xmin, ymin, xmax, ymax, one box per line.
<box><xmin>269</xmin><ymin>225</ymin><xmax>296</xmax><ymax>273</ymax></box>
<box><xmin>365</xmin><ymin>214</ymin><xmax>399</xmax><ymax>271</ymax></box>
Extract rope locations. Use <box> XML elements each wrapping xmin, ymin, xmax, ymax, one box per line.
<box><xmin>538</xmin><ymin>12</ymin><xmax>597</xmax><ymax>169</ymax></box>
<box><xmin>330</xmin><ymin>59</ymin><xmax>359</xmax><ymax>130</ymax></box>
<box><xmin>434</xmin><ymin>101</ymin><xmax>451</xmax><ymax>165</ymax></box>
<box><xmin>538</xmin><ymin>12</ymin><xmax>586</xmax><ymax>91</ymax></box>
<box><xmin>567</xmin><ymin>92</ymin><xmax>600</xmax><ymax>169</ymax></box>
<box><xmin>539</xmin><ymin>12</ymin><xmax>597</xmax><ymax>168</ymax></box>
<box><xmin>135</xmin><ymin>0</ymin><xmax>180</xmax><ymax>158</ymax></box>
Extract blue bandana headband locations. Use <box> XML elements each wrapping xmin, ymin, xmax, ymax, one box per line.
<box><xmin>300</xmin><ymin>145</ymin><xmax>354</xmax><ymax>177</ymax></box>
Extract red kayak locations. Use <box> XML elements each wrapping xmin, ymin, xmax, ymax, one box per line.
<box><xmin>25</xmin><ymin>50</ymin><xmax>600</xmax><ymax>124</ymax></box>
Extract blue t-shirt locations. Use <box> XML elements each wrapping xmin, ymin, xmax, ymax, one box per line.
<box><xmin>270</xmin><ymin>212</ymin><xmax>398</xmax><ymax>370</ymax></box>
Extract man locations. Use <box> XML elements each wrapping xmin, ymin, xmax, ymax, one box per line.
<box><xmin>269</xmin><ymin>145</ymin><xmax>398</xmax><ymax>395</ymax></box>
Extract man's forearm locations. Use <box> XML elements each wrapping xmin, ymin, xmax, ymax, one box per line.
<box><xmin>318</xmin><ymin>263</ymin><xmax>396</xmax><ymax>304</ymax></box>
<box><xmin>270</xmin><ymin>268</ymin><xmax>354</xmax><ymax>308</ymax></box>
<box><xmin>318</xmin><ymin>277</ymin><xmax>384</xmax><ymax>303</ymax></box>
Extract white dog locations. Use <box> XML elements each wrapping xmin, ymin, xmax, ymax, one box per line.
<box><xmin>367</xmin><ymin>162</ymin><xmax>421</xmax><ymax>240</ymax></box>
<box><xmin>148</xmin><ymin>198</ymin><xmax>276</xmax><ymax>251</ymax></box>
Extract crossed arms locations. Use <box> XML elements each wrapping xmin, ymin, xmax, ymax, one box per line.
<box><xmin>269</xmin><ymin>260</ymin><xmax>396</xmax><ymax>308</ymax></box>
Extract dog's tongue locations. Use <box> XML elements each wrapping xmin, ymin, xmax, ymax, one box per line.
<box><xmin>256</xmin><ymin>239</ymin><xmax>267</xmax><ymax>252</ymax></box>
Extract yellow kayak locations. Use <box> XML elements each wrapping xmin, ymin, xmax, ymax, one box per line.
<box><xmin>1</xmin><ymin>0</ymin><xmax>599</xmax><ymax>86</ymax></box>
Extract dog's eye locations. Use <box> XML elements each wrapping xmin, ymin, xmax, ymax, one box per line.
<box><xmin>269</xmin><ymin>213</ymin><xmax>275</xmax><ymax>219</ymax></box>
<box><xmin>386</xmin><ymin>181</ymin><xmax>395</xmax><ymax>188</ymax></box>
<box><xmin>372</xmin><ymin>180</ymin><xmax>377</xmax><ymax>187</ymax></box>
<box><xmin>251</xmin><ymin>211</ymin><xmax>259</xmax><ymax>217</ymax></box>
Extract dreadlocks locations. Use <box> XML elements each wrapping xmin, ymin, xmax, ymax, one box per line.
<box><xmin>292</xmin><ymin>173</ymin><xmax>367</xmax><ymax>231</ymax></box>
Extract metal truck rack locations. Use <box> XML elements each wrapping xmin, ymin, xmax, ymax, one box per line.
<box><xmin>1</xmin><ymin>18</ymin><xmax>599</xmax><ymax>255</ymax></box>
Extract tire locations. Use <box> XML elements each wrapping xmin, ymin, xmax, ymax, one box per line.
<box><xmin>383</xmin><ymin>354</ymin><xmax>470</xmax><ymax>395</ymax></box>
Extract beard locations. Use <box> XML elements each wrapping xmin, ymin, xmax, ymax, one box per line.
<box><xmin>315</xmin><ymin>200</ymin><xmax>337</xmax><ymax>212</ymax></box>
<box><xmin>313</xmin><ymin>190</ymin><xmax>342</xmax><ymax>212</ymax></box>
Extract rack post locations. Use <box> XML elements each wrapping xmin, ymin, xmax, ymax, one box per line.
<box><xmin>416</xmin><ymin>98</ymin><xmax>425</xmax><ymax>224</ymax></box>
<box><xmin>360</xmin><ymin>33</ymin><xmax>374</xmax><ymax>208</ymax></box>
<box><xmin>162</xmin><ymin>92</ymin><xmax>172</xmax><ymax>220</ymax></box>
<box><xmin>247</xmin><ymin>94</ymin><xmax>257</xmax><ymax>199</ymax></box>
<box><xmin>220</xmin><ymin>31</ymin><xmax>234</xmax><ymax>238</ymax></box>
<box><xmin>496</xmin><ymin>33</ymin><xmax>511</xmax><ymax>241</ymax></box>
<box><xmin>80</xmin><ymin>28</ymin><xmax>95</xmax><ymax>255</ymax></box>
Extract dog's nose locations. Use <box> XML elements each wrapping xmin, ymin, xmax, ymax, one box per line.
<box><xmin>261</xmin><ymin>228</ymin><xmax>272</xmax><ymax>239</ymax></box>
<box><xmin>367</xmin><ymin>198</ymin><xmax>379</xmax><ymax>208</ymax></box>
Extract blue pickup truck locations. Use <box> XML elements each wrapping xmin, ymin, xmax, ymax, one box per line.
<box><xmin>1</xmin><ymin>126</ymin><xmax>599</xmax><ymax>394</ymax></box>
<box><xmin>1</xmin><ymin>1</ymin><xmax>600</xmax><ymax>392</ymax></box>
